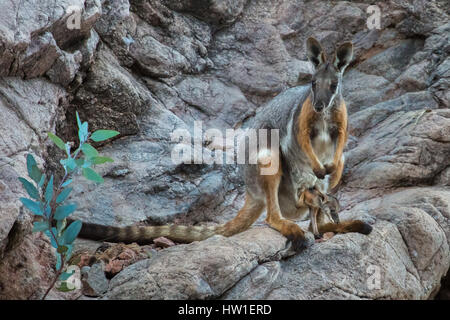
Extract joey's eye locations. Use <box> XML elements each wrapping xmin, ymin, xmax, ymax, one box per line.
<box><xmin>311</xmin><ymin>80</ymin><xmax>316</xmax><ymax>87</ymax></box>
<box><xmin>330</xmin><ymin>83</ymin><xmax>337</xmax><ymax>92</ymax></box>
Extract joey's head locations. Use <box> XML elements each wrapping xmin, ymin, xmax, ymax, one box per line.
<box><xmin>306</xmin><ymin>37</ymin><xmax>353</xmax><ymax>113</ymax></box>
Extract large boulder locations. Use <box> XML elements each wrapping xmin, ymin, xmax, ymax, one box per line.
<box><xmin>0</xmin><ymin>78</ymin><xmax>70</xmax><ymax>299</ymax></box>
<box><xmin>103</xmin><ymin>187</ymin><xmax>450</xmax><ymax>300</ymax></box>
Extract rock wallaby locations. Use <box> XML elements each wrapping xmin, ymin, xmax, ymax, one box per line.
<box><xmin>74</xmin><ymin>37</ymin><xmax>372</xmax><ymax>251</ymax></box>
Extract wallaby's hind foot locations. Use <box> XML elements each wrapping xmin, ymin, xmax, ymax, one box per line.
<box><xmin>279</xmin><ymin>221</ymin><xmax>312</xmax><ymax>252</ymax></box>
<box><xmin>266</xmin><ymin>207</ymin><xmax>312</xmax><ymax>252</ymax></box>
<box><xmin>259</xmin><ymin>151</ymin><xmax>312</xmax><ymax>253</ymax></box>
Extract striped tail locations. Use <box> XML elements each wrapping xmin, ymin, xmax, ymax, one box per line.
<box><xmin>71</xmin><ymin>219</ymin><xmax>226</xmax><ymax>244</ymax></box>
<box><xmin>69</xmin><ymin>192</ymin><xmax>265</xmax><ymax>244</ymax></box>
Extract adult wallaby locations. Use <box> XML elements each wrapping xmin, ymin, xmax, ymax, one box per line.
<box><xmin>224</xmin><ymin>37</ymin><xmax>372</xmax><ymax>251</ymax></box>
<box><xmin>74</xmin><ymin>37</ymin><xmax>372</xmax><ymax>251</ymax></box>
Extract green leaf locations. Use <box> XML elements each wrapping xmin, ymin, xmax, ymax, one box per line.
<box><xmin>26</xmin><ymin>154</ymin><xmax>37</xmax><ymax>177</ymax></box>
<box><xmin>79</xmin><ymin>122</ymin><xmax>89</xmax><ymax>143</ymax></box>
<box><xmin>65</xmin><ymin>244</ymin><xmax>74</xmax><ymax>261</ymax></box>
<box><xmin>59</xmin><ymin>270</ymin><xmax>75</xmax><ymax>281</ymax></box>
<box><xmin>18</xmin><ymin>177</ymin><xmax>39</xmax><ymax>200</ymax></box>
<box><xmin>66</xmin><ymin>158</ymin><xmax>77</xmax><ymax>171</ymax></box>
<box><xmin>64</xmin><ymin>220</ymin><xmax>82</xmax><ymax>244</ymax></box>
<box><xmin>57</xmin><ymin>233</ymin><xmax>66</xmax><ymax>246</ymax></box>
<box><xmin>81</xmin><ymin>143</ymin><xmax>98</xmax><ymax>158</ymax></box>
<box><xmin>76</xmin><ymin>112</ymin><xmax>89</xmax><ymax>142</ymax></box>
<box><xmin>44</xmin><ymin>204</ymin><xmax>51</xmax><ymax>217</ymax></box>
<box><xmin>30</xmin><ymin>164</ymin><xmax>42</xmax><ymax>184</ymax></box>
<box><xmin>32</xmin><ymin>221</ymin><xmax>49</xmax><ymax>232</ymax></box>
<box><xmin>56</xmin><ymin>219</ymin><xmax>67</xmax><ymax>233</ymax></box>
<box><xmin>54</xmin><ymin>203</ymin><xmax>77</xmax><ymax>220</ymax></box>
<box><xmin>45</xmin><ymin>175</ymin><xmax>54</xmax><ymax>203</ymax></box>
<box><xmin>26</xmin><ymin>154</ymin><xmax>42</xmax><ymax>183</ymax></box>
<box><xmin>82</xmin><ymin>159</ymin><xmax>91</xmax><ymax>168</ymax></box>
<box><xmin>48</xmin><ymin>132</ymin><xmax>66</xmax><ymax>150</ymax></box>
<box><xmin>91</xmin><ymin>156</ymin><xmax>114</xmax><ymax>165</ymax></box>
<box><xmin>44</xmin><ymin>229</ymin><xmax>58</xmax><ymax>248</ymax></box>
<box><xmin>75</xmin><ymin>158</ymin><xmax>84</xmax><ymax>167</ymax></box>
<box><xmin>81</xmin><ymin>122</ymin><xmax>88</xmax><ymax>134</ymax></box>
<box><xmin>65</xmin><ymin>143</ymin><xmax>71</xmax><ymax>156</ymax></box>
<box><xmin>19</xmin><ymin>198</ymin><xmax>43</xmax><ymax>215</ymax></box>
<box><xmin>38</xmin><ymin>174</ymin><xmax>46</xmax><ymax>188</ymax></box>
<box><xmin>90</xmin><ymin>130</ymin><xmax>120</xmax><ymax>142</ymax></box>
<box><xmin>61</xmin><ymin>158</ymin><xmax>77</xmax><ymax>172</ymax></box>
<box><xmin>76</xmin><ymin>111</ymin><xmax>82</xmax><ymax>130</ymax></box>
<box><xmin>61</xmin><ymin>179</ymin><xmax>72</xmax><ymax>188</ymax></box>
<box><xmin>56</xmin><ymin>187</ymin><xmax>72</xmax><ymax>203</ymax></box>
<box><xmin>82</xmin><ymin>167</ymin><xmax>104</xmax><ymax>183</ymax></box>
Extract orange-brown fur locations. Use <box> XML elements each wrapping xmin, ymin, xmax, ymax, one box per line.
<box><xmin>297</xmin><ymin>96</ymin><xmax>348</xmax><ymax>182</ymax></box>
<box><xmin>298</xmin><ymin>96</ymin><xmax>326</xmax><ymax>178</ymax></box>
<box><xmin>329</xmin><ymin>100</ymin><xmax>348</xmax><ymax>189</ymax></box>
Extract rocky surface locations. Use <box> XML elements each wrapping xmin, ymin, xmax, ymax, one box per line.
<box><xmin>0</xmin><ymin>0</ymin><xmax>448</xmax><ymax>299</ymax></box>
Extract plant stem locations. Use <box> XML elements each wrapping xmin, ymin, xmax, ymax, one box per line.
<box><xmin>41</xmin><ymin>140</ymin><xmax>86</xmax><ymax>299</ymax></box>
<box><xmin>42</xmin><ymin>147</ymin><xmax>79</xmax><ymax>300</ymax></box>
<box><xmin>42</xmin><ymin>257</ymin><xmax>65</xmax><ymax>300</ymax></box>
<box><xmin>50</xmin><ymin>144</ymin><xmax>82</xmax><ymax>220</ymax></box>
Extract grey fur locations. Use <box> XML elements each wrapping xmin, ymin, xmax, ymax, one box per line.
<box><xmin>238</xmin><ymin>38</ymin><xmax>353</xmax><ymax>222</ymax></box>
<box><xmin>239</xmin><ymin>84</ymin><xmax>344</xmax><ymax>221</ymax></box>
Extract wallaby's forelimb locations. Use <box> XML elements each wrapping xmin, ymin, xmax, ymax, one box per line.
<box><xmin>325</xmin><ymin>101</ymin><xmax>348</xmax><ymax>177</ymax></box>
<box><xmin>329</xmin><ymin>157</ymin><xmax>344</xmax><ymax>190</ymax></box>
<box><xmin>297</xmin><ymin>97</ymin><xmax>326</xmax><ymax>179</ymax></box>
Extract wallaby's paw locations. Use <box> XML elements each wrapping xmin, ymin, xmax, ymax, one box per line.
<box><xmin>313</xmin><ymin>166</ymin><xmax>326</xmax><ymax>179</ymax></box>
<box><xmin>357</xmin><ymin>221</ymin><xmax>373</xmax><ymax>235</ymax></box>
<box><xmin>283</xmin><ymin>223</ymin><xmax>312</xmax><ymax>253</ymax></box>
<box><xmin>341</xmin><ymin>220</ymin><xmax>373</xmax><ymax>235</ymax></box>
<box><xmin>290</xmin><ymin>233</ymin><xmax>314</xmax><ymax>252</ymax></box>
<box><xmin>324</xmin><ymin>162</ymin><xmax>336</xmax><ymax>175</ymax></box>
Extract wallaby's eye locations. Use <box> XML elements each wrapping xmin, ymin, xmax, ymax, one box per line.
<box><xmin>311</xmin><ymin>80</ymin><xmax>316</xmax><ymax>88</ymax></box>
<box><xmin>330</xmin><ymin>83</ymin><xmax>337</xmax><ymax>92</ymax></box>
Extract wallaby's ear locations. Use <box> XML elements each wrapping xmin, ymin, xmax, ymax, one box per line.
<box><xmin>333</xmin><ymin>42</ymin><xmax>353</xmax><ymax>73</ymax></box>
<box><xmin>306</xmin><ymin>37</ymin><xmax>326</xmax><ymax>69</ymax></box>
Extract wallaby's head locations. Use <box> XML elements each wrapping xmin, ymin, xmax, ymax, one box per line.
<box><xmin>306</xmin><ymin>37</ymin><xmax>353</xmax><ymax>113</ymax></box>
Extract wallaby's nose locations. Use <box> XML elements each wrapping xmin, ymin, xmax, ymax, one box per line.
<box><xmin>314</xmin><ymin>102</ymin><xmax>325</xmax><ymax>112</ymax></box>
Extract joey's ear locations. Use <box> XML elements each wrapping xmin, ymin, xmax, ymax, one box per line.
<box><xmin>306</xmin><ymin>37</ymin><xmax>326</xmax><ymax>69</ymax></box>
<box><xmin>333</xmin><ymin>42</ymin><xmax>353</xmax><ymax>73</ymax></box>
